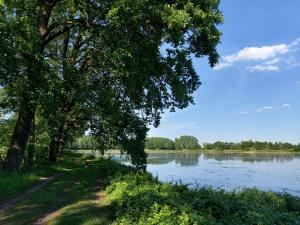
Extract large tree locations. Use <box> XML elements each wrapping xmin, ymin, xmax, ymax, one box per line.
<box><xmin>1</xmin><ymin>0</ymin><xmax>223</xmax><ymax>170</ymax></box>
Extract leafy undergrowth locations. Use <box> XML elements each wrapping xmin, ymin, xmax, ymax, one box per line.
<box><xmin>107</xmin><ymin>173</ymin><xmax>300</xmax><ymax>225</ymax></box>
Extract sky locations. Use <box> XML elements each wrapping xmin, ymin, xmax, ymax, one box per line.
<box><xmin>149</xmin><ymin>0</ymin><xmax>300</xmax><ymax>144</ymax></box>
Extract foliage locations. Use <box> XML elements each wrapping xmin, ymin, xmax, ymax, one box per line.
<box><xmin>67</xmin><ymin>136</ymin><xmax>99</xmax><ymax>150</ymax></box>
<box><xmin>146</xmin><ymin>137</ymin><xmax>175</xmax><ymax>150</ymax></box>
<box><xmin>107</xmin><ymin>173</ymin><xmax>300</xmax><ymax>225</ymax></box>
<box><xmin>203</xmin><ymin>140</ymin><xmax>300</xmax><ymax>151</ymax></box>
<box><xmin>0</xmin><ymin>0</ymin><xmax>223</xmax><ymax>170</ymax></box>
<box><xmin>175</xmin><ymin>135</ymin><xmax>201</xmax><ymax>150</ymax></box>
<box><xmin>0</xmin><ymin>147</ymin><xmax>6</xmax><ymax>166</ymax></box>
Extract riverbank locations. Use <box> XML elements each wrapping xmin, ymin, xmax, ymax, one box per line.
<box><xmin>103</xmin><ymin>149</ymin><xmax>300</xmax><ymax>154</ymax></box>
<box><xmin>72</xmin><ymin>149</ymin><xmax>300</xmax><ymax>154</ymax></box>
<box><xmin>0</xmin><ymin>152</ymin><xmax>300</xmax><ymax>224</ymax></box>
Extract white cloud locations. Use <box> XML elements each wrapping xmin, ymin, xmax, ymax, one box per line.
<box><xmin>291</xmin><ymin>38</ymin><xmax>300</xmax><ymax>47</ymax></box>
<box><xmin>255</xmin><ymin>106</ymin><xmax>273</xmax><ymax>113</ymax></box>
<box><xmin>264</xmin><ymin>58</ymin><xmax>280</xmax><ymax>65</ymax></box>
<box><xmin>287</xmin><ymin>62</ymin><xmax>300</xmax><ymax>69</ymax></box>
<box><xmin>247</xmin><ymin>65</ymin><xmax>279</xmax><ymax>72</ymax></box>
<box><xmin>213</xmin><ymin>62</ymin><xmax>232</xmax><ymax>70</ymax></box>
<box><xmin>214</xmin><ymin>38</ymin><xmax>300</xmax><ymax>71</ymax></box>
<box><xmin>282</xmin><ymin>103</ymin><xmax>291</xmax><ymax>108</ymax></box>
<box><xmin>224</xmin><ymin>44</ymin><xmax>288</xmax><ymax>63</ymax></box>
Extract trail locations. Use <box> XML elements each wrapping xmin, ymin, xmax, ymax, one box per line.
<box><xmin>33</xmin><ymin>179</ymin><xmax>106</xmax><ymax>225</ymax></box>
<box><xmin>0</xmin><ymin>174</ymin><xmax>62</xmax><ymax>215</ymax></box>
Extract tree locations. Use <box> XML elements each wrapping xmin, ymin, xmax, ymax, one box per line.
<box><xmin>2</xmin><ymin>0</ymin><xmax>223</xmax><ymax>170</ymax></box>
<box><xmin>146</xmin><ymin>137</ymin><xmax>175</xmax><ymax>150</ymax></box>
<box><xmin>175</xmin><ymin>135</ymin><xmax>201</xmax><ymax>150</ymax></box>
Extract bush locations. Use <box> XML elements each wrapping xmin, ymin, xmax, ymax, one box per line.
<box><xmin>107</xmin><ymin>173</ymin><xmax>300</xmax><ymax>225</ymax></box>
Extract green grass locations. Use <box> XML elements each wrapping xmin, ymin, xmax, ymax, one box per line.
<box><xmin>1</xmin><ymin>152</ymin><xmax>300</xmax><ymax>225</ymax></box>
<box><xmin>0</xmin><ymin>152</ymin><xmax>86</xmax><ymax>201</ymax></box>
<box><xmin>0</xmin><ymin>153</ymin><xmax>134</xmax><ymax>225</ymax></box>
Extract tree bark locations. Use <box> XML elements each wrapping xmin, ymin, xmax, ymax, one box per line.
<box><xmin>49</xmin><ymin>120</ymin><xmax>71</xmax><ymax>161</ymax></box>
<box><xmin>49</xmin><ymin>136</ymin><xmax>60</xmax><ymax>162</ymax></box>
<box><xmin>4</xmin><ymin>103</ymin><xmax>36</xmax><ymax>171</ymax></box>
<box><xmin>26</xmin><ymin>118</ymin><xmax>36</xmax><ymax>167</ymax></box>
<box><xmin>57</xmin><ymin>124</ymin><xmax>70</xmax><ymax>156</ymax></box>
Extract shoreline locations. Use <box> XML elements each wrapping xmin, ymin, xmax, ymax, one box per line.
<box><xmin>70</xmin><ymin>149</ymin><xmax>300</xmax><ymax>155</ymax></box>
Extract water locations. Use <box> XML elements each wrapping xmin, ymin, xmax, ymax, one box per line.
<box><xmin>111</xmin><ymin>151</ymin><xmax>300</xmax><ymax>197</ymax></box>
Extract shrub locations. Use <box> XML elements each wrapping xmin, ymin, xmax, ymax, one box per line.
<box><xmin>107</xmin><ymin>173</ymin><xmax>300</xmax><ymax>225</ymax></box>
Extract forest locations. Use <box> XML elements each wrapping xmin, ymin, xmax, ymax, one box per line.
<box><xmin>65</xmin><ymin>135</ymin><xmax>201</xmax><ymax>150</ymax></box>
<box><xmin>203</xmin><ymin>140</ymin><xmax>300</xmax><ymax>151</ymax></box>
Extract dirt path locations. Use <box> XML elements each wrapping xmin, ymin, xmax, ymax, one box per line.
<box><xmin>33</xmin><ymin>190</ymin><xmax>106</xmax><ymax>225</ymax></box>
<box><xmin>0</xmin><ymin>174</ymin><xmax>62</xmax><ymax>215</ymax></box>
<box><xmin>33</xmin><ymin>179</ymin><xmax>106</xmax><ymax>225</ymax></box>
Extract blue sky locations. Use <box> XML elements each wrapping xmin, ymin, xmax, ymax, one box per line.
<box><xmin>149</xmin><ymin>0</ymin><xmax>300</xmax><ymax>144</ymax></box>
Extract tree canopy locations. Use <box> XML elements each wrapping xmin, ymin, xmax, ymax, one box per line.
<box><xmin>0</xmin><ymin>0</ymin><xmax>223</xmax><ymax>170</ymax></box>
<box><xmin>146</xmin><ymin>137</ymin><xmax>176</xmax><ymax>150</ymax></box>
<box><xmin>175</xmin><ymin>135</ymin><xmax>201</xmax><ymax>150</ymax></box>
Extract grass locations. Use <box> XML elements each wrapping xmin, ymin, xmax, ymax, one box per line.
<box><xmin>0</xmin><ymin>152</ymin><xmax>300</xmax><ymax>225</ymax></box>
<box><xmin>0</xmin><ymin>152</ymin><xmax>85</xmax><ymax>201</ymax></box>
<box><xmin>0</xmin><ymin>152</ymin><xmax>134</xmax><ymax>225</ymax></box>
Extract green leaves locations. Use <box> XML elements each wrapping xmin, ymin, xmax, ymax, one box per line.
<box><xmin>108</xmin><ymin>172</ymin><xmax>300</xmax><ymax>225</ymax></box>
<box><xmin>1</xmin><ymin>0</ymin><xmax>223</xmax><ymax>167</ymax></box>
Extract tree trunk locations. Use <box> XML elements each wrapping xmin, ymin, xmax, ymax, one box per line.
<box><xmin>26</xmin><ymin>118</ymin><xmax>36</xmax><ymax>167</ymax></box>
<box><xmin>57</xmin><ymin>125</ymin><xmax>69</xmax><ymax>156</ymax></box>
<box><xmin>57</xmin><ymin>138</ymin><xmax>66</xmax><ymax>156</ymax></box>
<box><xmin>49</xmin><ymin>122</ymin><xmax>70</xmax><ymax>161</ymax></box>
<box><xmin>4</xmin><ymin>1</ymin><xmax>58</xmax><ymax>170</ymax></box>
<box><xmin>4</xmin><ymin>104</ymin><xmax>36</xmax><ymax>171</ymax></box>
<box><xmin>49</xmin><ymin>136</ymin><xmax>60</xmax><ymax>162</ymax></box>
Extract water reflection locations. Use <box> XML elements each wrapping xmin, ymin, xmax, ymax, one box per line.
<box><xmin>202</xmin><ymin>152</ymin><xmax>300</xmax><ymax>163</ymax></box>
<box><xmin>147</xmin><ymin>152</ymin><xmax>201</xmax><ymax>166</ymax></box>
<box><xmin>110</xmin><ymin>151</ymin><xmax>300</xmax><ymax>197</ymax></box>
<box><xmin>143</xmin><ymin>151</ymin><xmax>300</xmax><ymax>165</ymax></box>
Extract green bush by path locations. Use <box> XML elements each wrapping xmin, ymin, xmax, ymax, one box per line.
<box><xmin>107</xmin><ymin>173</ymin><xmax>300</xmax><ymax>225</ymax></box>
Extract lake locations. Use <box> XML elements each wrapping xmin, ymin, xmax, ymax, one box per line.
<box><xmin>110</xmin><ymin>151</ymin><xmax>300</xmax><ymax>197</ymax></box>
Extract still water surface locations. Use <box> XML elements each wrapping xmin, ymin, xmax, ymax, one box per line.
<box><xmin>111</xmin><ymin>151</ymin><xmax>300</xmax><ymax>197</ymax></box>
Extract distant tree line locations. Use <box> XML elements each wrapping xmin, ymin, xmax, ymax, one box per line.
<box><xmin>203</xmin><ymin>141</ymin><xmax>300</xmax><ymax>152</ymax></box>
<box><xmin>146</xmin><ymin>136</ymin><xmax>201</xmax><ymax>150</ymax></box>
<box><xmin>146</xmin><ymin>137</ymin><xmax>175</xmax><ymax>150</ymax></box>
<box><xmin>66</xmin><ymin>137</ymin><xmax>300</xmax><ymax>152</ymax></box>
